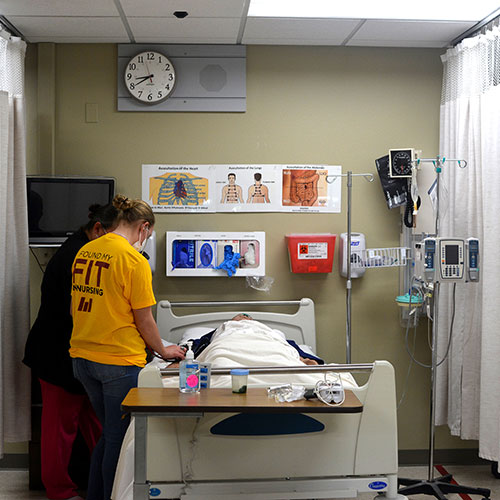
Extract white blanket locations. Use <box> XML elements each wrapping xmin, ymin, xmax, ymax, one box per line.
<box><xmin>158</xmin><ymin>319</ymin><xmax>356</xmax><ymax>388</ymax></box>
<box><xmin>112</xmin><ymin>320</ymin><xmax>356</xmax><ymax>500</ymax></box>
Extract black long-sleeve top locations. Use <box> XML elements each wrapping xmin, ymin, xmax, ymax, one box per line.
<box><xmin>23</xmin><ymin>229</ymin><xmax>89</xmax><ymax>394</ymax></box>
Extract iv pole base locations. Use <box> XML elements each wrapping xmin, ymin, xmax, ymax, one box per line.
<box><xmin>398</xmin><ymin>474</ymin><xmax>491</xmax><ymax>500</ymax></box>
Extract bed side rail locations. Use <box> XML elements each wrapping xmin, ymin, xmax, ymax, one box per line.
<box><xmin>138</xmin><ymin>362</ymin><xmax>375</xmax><ymax>387</ymax></box>
<box><xmin>160</xmin><ymin>363</ymin><xmax>373</xmax><ymax>376</ymax></box>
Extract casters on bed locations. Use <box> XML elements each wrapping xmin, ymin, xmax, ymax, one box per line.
<box><xmin>398</xmin><ymin>474</ymin><xmax>491</xmax><ymax>500</ymax></box>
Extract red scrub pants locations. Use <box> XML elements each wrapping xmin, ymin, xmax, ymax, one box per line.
<box><xmin>39</xmin><ymin>379</ymin><xmax>102</xmax><ymax>500</ymax></box>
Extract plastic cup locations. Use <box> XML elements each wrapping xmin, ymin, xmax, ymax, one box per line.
<box><xmin>230</xmin><ymin>368</ymin><xmax>249</xmax><ymax>393</ymax></box>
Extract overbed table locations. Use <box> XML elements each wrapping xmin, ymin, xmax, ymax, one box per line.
<box><xmin>121</xmin><ymin>387</ymin><xmax>363</xmax><ymax>500</ymax></box>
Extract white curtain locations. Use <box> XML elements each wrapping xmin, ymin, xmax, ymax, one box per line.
<box><xmin>0</xmin><ymin>33</ymin><xmax>30</xmax><ymax>456</ymax></box>
<box><xmin>437</xmin><ymin>26</ymin><xmax>500</xmax><ymax>462</ymax></box>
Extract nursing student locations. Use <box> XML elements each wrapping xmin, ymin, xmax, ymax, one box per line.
<box><xmin>69</xmin><ymin>194</ymin><xmax>185</xmax><ymax>500</ymax></box>
<box><xmin>23</xmin><ymin>203</ymin><xmax>119</xmax><ymax>500</ymax></box>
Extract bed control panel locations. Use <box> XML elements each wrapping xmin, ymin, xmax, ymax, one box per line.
<box><xmin>166</xmin><ymin>231</ymin><xmax>265</xmax><ymax>277</ymax></box>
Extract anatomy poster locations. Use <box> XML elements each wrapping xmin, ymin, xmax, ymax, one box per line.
<box><xmin>142</xmin><ymin>165</ymin><xmax>215</xmax><ymax>212</ymax></box>
<box><xmin>142</xmin><ymin>164</ymin><xmax>342</xmax><ymax>213</ymax></box>
<box><xmin>281</xmin><ymin>165</ymin><xmax>342</xmax><ymax>213</ymax></box>
<box><xmin>215</xmin><ymin>165</ymin><xmax>280</xmax><ymax>212</ymax></box>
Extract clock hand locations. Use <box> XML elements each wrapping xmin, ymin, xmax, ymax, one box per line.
<box><xmin>144</xmin><ymin>59</ymin><xmax>153</xmax><ymax>84</ymax></box>
<box><xmin>135</xmin><ymin>75</ymin><xmax>153</xmax><ymax>85</ymax></box>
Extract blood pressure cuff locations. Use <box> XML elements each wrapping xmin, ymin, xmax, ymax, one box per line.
<box><xmin>375</xmin><ymin>154</ymin><xmax>408</xmax><ymax>209</ymax></box>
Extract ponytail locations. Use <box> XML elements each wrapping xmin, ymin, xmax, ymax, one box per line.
<box><xmin>82</xmin><ymin>203</ymin><xmax>119</xmax><ymax>232</ymax></box>
<box><xmin>112</xmin><ymin>194</ymin><xmax>155</xmax><ymax>226</ymax></box>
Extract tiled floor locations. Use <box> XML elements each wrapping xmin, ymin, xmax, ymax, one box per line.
<box><xmin>0</xmin><ymin>465</ymin><xmax>497</xmax><ymax>499</ymax></box>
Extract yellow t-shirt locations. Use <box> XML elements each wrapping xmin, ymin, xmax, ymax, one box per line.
<box><xmin>69</xmin><ymin>233</ymin><xmax>156</xmax><ymax>366</ymax></box>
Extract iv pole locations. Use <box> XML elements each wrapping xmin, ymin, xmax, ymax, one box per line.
<box><xmin>422</xmin><ymin>156</ymin><xmax>463</xmax><ymax>480</ymax></box>
<box><xmin>327</xmin><ymin>171</ymin><xmax>374</xmax><ymax>363</ymax></box>
<box><xmin>399</xmin><ymin>156</ymin><xmax>491</xmax><ymax>500</ymax></box>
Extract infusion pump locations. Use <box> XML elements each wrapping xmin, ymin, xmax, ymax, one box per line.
<box><xmin>421</xmin><ymin>237</ymin><xmax>479</xmax><ymax>283</ymax></box>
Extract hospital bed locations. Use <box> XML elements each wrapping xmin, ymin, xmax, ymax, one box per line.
<box><xmin>113</xmin><ymin>298</ymin><xmax>405</xmax><ymax>500</ymax></box>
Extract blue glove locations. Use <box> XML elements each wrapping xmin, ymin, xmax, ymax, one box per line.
<box><xmin>216</xmin><ymin>252</ymin><xmax>241</xmax><ymax>277</ymax></box>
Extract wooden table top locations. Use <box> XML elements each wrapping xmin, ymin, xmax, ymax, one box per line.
<box><xmin>121</xmin><ymin>387</ymin><xmax>363</xmax><ymax>414</ymax></box>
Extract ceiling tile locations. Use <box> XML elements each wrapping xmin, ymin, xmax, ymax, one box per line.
<box><xmin>0</xmin><ymin>1</ymin><xmax>478</xmax><ymax>47</ymax></box>
<box><xmin>0</xmin><ymin>0</ymin><xmax>118</xmax><ymax>16</ymax></box>
<box><xmin>133</xmin><ymin>37</ymin><xmax>238</xmax><ymax>44</ymax></box>
<box><xmin>120</xmin><ymin>0</ymin><xmax>247</xmax><ymax>18</ymax></box>
<box><xmin>128</xmin><ymin>17</ymin><xmax>241</xmax><ymax>43</ymax></box>
<box><xmin>27</xmin><ymin>36</ymin><xmax>130</xmax><ymax>43</ymax></box>
<box><xmin>7</xmin><ymin>16</ymin><xmax>128</xmax><ymax>39</ymax></box>
<box><xmin>349</xmin><ymin>19</ymin><xmax>474</xmax><ymax>47</ymax></box>
<box><xmin>243</xmin><ymin>17</ymin><xmax>361</xmax><ymax>45</ymax></box>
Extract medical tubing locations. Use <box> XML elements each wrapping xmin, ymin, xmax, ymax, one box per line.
<box><xmin>428</xmin><ymin>283</ymin><xmax>456</xmax><ymax>367</ymax></box>
<box><xmin>398</xmin><ymin>315</ymin><xmax>418</xmax><ymax>410</ymax></box>
<box><xmin>173</xmin><ymin>420</ymin><xmax>184</xmax><ymax>484</ymax></box>
<box><xmin>398</xmin><ymin>279</ymin><xmax>422</xmax><ymax>408</ymax></box>
<box><xmin>427</xmin><ymin>316</ymin><xmax>433</xmax><ymax>350</ymax></box>
<box><xmin>160</xmin><ymin>363</ymin><xmax>373</xmax><ymax>376</ymax></box>
<box><xmin>176</xmin><ymin>416</ymin><xmax>201</xmax><ymax>497</ymax></box>
<box><xmin>404</xmin><ymin>282</ymin><xmax>457</xmax><ymax>368</ymax></box>
<box><xmin>397</xmin><ymin>326</ymin><xmax>417</xmax><ymax>410</ymax></box>
<box><xmin>403</xmin><ymin>176</ymin><xmax>416</xmax><ymax>228</ymax></box>
<box><xmin>314</xmin><ymin>372</ymin><xmax>346</xmax><ymax>407</ymax></box>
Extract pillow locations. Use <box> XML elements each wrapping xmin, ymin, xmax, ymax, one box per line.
<box><xmin>180</xmin><ymin>326</ymin><xmax>216</xmax><ymax>344</ymax></box>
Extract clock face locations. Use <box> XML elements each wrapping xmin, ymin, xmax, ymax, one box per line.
<box><xmin>124</xmin><ymin>51</ymin><xmax>176</xmax><ymax>104</ymax></box>
<box><xmin>389</xmin><ymin>149</ymin><xmax>413</xmax><ymax>178</ymax></box>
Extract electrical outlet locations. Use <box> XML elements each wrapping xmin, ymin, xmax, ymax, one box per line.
<box><xmin>40</xmin><ymin>250</ymin><xmax>52</xmax><ymax>266</ymax></box>
<box><xmin>32</xmin><ymin>247</ymin><xmax>56</xmax><ymax>267</ymax></box>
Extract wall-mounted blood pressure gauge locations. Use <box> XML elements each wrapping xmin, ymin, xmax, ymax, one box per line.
<box><xmin>389</xmin><ymin>148</ymin><xmax>414</xmax><ymax>178</ymax></box>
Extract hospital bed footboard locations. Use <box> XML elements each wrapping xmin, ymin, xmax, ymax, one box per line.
<box><xmin>134</xmin><ymin>360</ymin><xmax>402</xmax><ymax>499</ymax></box>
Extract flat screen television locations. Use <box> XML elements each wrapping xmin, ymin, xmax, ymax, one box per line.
<box><xmin>27</xmin><ymin>176</ymin><xmax>115</xmax><ymax>245</ymax></box>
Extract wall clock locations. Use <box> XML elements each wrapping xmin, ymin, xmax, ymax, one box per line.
<box><xmin>124</xmin><ymin>50</ymin><xmax>176</xmax><ymax>104</ymax></box>
<box><xmin>389</xmin><ymin>148</ymin><xmax>414</xmax><ymax>178</ymax></box>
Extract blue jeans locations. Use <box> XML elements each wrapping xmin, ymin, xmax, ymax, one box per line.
<box><xmin>73</xmin><ymin>358</ymin><xmax>141</xmax><ymax>500</ymax></box>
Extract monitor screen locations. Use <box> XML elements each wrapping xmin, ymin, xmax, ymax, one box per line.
<box><xmin>27</xmin><ymin>176</ymin><xmax>115</xmax><ymax>245</ymax></box>
<box><xmin>445</xmin><ymin>244</ymin><xmax>459</xmax><ymax>265</ymax></box>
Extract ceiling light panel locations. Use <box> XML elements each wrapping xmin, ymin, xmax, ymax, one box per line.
<box><xmin>348</xmin><ymin>20</ymin><xmax>475</xmax><ymax>47</ymax></box>
<box><xmin>248</xmin><ymin>0</ymin><xmax>500</xmax><ymax>22</ymax></box>
<box><xmin>0</xmin><ymin>0</ymin><xmax>118</xmax><ymax>16</ymax></box>
<box><xmin>120</xmin><ymin>0</ymin><xmax>247</xmax><ymax>18</ymax></box>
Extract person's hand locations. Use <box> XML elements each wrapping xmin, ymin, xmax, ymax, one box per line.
<box><xmin>300</xmin><ymin>356</ymin><xmax>318</xmax><ymax>365</ymax></box>
<box><xmin>163</xmin><ymin>344</ymin><xmax>186</xmax><ymax>361</ymax></box>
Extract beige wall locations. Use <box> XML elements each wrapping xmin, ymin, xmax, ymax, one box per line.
<box><xmin>19</xmin><ymin>43</ymin><xmax>475</xmax><ymax>454</ymax></box>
